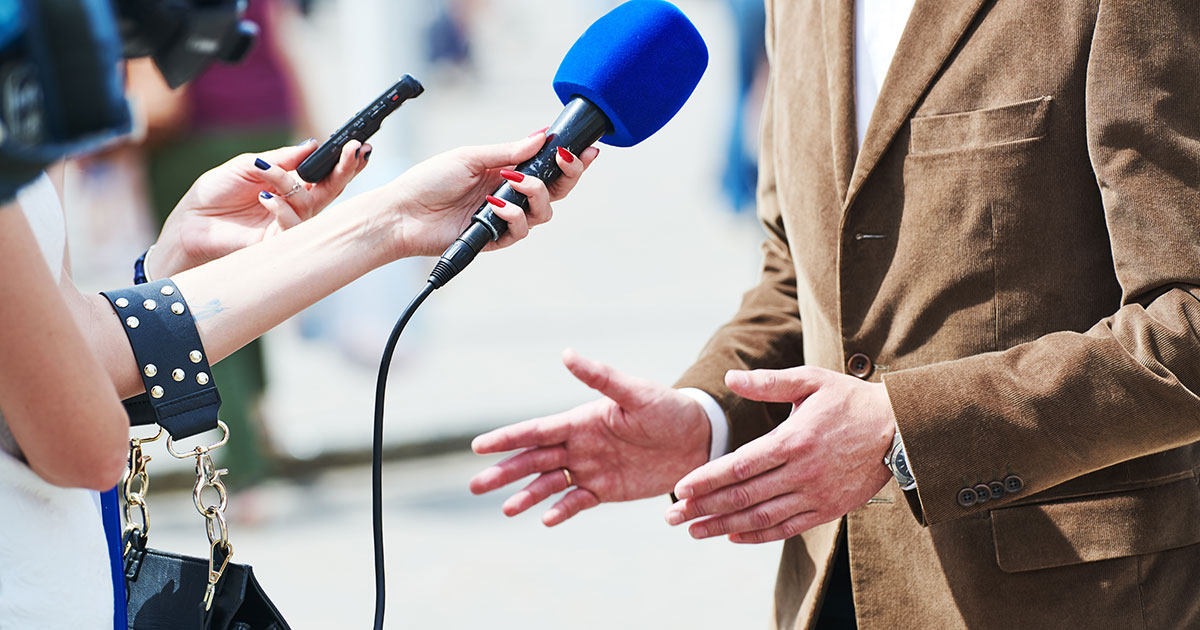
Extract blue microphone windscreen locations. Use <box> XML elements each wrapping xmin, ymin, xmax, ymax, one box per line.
<box><xmin>553</xmin><ymin>0</ymin><xmax>708</xmax><ymax>148</ymax></box>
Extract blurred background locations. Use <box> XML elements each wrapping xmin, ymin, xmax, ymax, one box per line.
<box><xmin>64</xmin><ymin>0</ymin><xmax>781</xmax><ymax>627</ymax></box>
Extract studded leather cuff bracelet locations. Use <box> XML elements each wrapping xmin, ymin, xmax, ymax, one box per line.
<box><xmin>101</xmin><ymin>279</ymin><xmax>221</xmax><ymax>440</ymax></box>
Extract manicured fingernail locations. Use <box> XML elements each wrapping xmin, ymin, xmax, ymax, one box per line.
<box><xmin>486</xmin><ymin>195</ymin><xmax>507</xmax><ymax>208</ymax></box>
<box><xmin>500</xmin><ymin>169</ymin><xmax>525</xmax><ymax>183</ymax></box>
<box><xmin>726</xmin><ymin>371</ymin><xmax>748</xmax><ymax>388</ymax></box>
<box><xmin>363</xmin><ymin>149</ymin><xmax>372</xmax><ymax>162</ymax></box>
<box><xmin>675</xmin><ymin>486</ymin><xmax>693</xmax><ymax>500</ymax></box>
<box><xmin>297</xmin><ymin>138</ymin><xmax>315</xmax><ymax>146</ymax></box>
<box><xmin>254</xmin><ymin>158</ymin><xmax>270</xmax><ymax>170</ymax></box>
<box><xmin>557</xmin><ymin>147</ymin><xmax>575</xmax><ymax>163</ymax></box>
<box><xmin>529</xmin><ymin>126</ymin><xmax>549</xmax><ymax>138</ymax></box>
<box><xmin>691</xmin><ymin>524</ymin><xmax>709</xmax><ymax>538</ymax></box>
<box><xmin>354</xmin><ymin>147</ymin><xmax>361</xmax><ymax>159</ymax></box>
<box><xmin>260</xmin><ymin>191</ymin><xmax>273</xmax><ymax>199</ymax></box>
<box><xmin>665</xmin><ymin>510</ymin><xmax>684</xmax><ymax>526</ymax></box>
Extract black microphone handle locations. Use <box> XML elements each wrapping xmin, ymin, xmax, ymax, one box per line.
<box><xmin>429</xmin><ymin>96</ymin><xmax>612</xmax><ymax>288</ymax></box>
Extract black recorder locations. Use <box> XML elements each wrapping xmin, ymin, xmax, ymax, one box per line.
<box><xmin>296</xmin><ymin>74</ymin><xmax>425</xmax><ymax>183</ymax></box>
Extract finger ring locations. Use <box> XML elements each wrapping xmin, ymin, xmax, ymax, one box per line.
<box><xmin>280</xmin><ymin>181</ymin><xmax>304</xmax><ymax>198</ymax></box>
<box><xmin>562</xmin><ymin>468</ymin><xmax>574</xmax><ymax>487</ymax></box>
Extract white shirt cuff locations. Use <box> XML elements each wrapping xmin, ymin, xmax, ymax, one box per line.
<box><xmin>678</xmin><ymin>388</ymin><xmax>730</xmax><ymax>462</ymax></box>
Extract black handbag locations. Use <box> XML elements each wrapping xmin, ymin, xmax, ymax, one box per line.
<box><xmin>119</xmin><ymin>424</ymin><xmax>292</xmax><ymax>630</ymax></box>
<box><xmin>124</xmin><ymin>546</ymin><xmax>288</xmax><ymax>630</ymax></box>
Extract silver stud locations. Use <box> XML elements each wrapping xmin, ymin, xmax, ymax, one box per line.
<box><xmin>114</xmin><ymin>297</ymin><xmax>129</xmax><ymax>308</ymax></box>
<box><xmin>160</xmin><ymin>285</ymin><xmax>175</xmax><ymax>296</ymax></box>
<box><xmin>171</xmin><ymin>302</ymin><xmax>185</xmax><ymax>315</ymax></box>
<box><xmin>143</xmin><ymin>364</ymin><xmax>157</xmax><ymax>378</ymax></box>
<box><xmin>150</xmin><ymin>385</ymin><xmax>164</xmax><ymax>399</ymax></box>
<box><xmin>142</xmin><ymin>299</ymin><xmax>157</xmax><ymax>311</ymax></box>
<box><xmin>126</xmin><ymin>316</ymin><xmax>140</xmax><ymax>329</ymax></box>
<box><xmin>196</xmin><ymin>372</ymin><xmax>210</xmax><ymax>385</ymax></box>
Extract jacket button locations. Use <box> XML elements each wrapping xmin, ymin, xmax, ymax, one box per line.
<box><xmin>973</xmin><ymin>483</ymin><xmax>992</xmax><ymax>504</ymax></box>
<box><xmin>957</xmin><ymin>487</ymin><xmax>978</xmax><ymax>507</ymax></box>
<box><xmin>987</xmin><ymin>481</ymin><xmax>1006</xmax><ymax>500</ymax></box>
<box><xmin>1003</xmin><ymin>475</ymin><xmax>1024</xmax><ymax>494</ymax></box>
<box><xmin>846</xmin><ymin>353</ymin><xmax>873</xmax><ymax>378</ymax></box>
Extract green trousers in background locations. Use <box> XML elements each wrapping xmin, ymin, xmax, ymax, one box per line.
<box><xmin>147</xmin><ymin>129</ymin><xmax>292</xmax><ymax>489</ymax></box>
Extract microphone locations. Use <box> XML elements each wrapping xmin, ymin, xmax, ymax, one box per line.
<box><xmin>427</xmin><ymin>0</ymin><xmax>708</xmax><ymax>289</ymax></box>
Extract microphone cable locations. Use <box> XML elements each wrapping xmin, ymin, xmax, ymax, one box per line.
<box><xmin>371</xmin><ymin>281</ymin><xmax>436</xmax><ymax>630</ymax></box>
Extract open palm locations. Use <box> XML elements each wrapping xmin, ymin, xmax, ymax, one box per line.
<box><xmin>470</xmin><ymin>349</ymin><xmax>711</xmax><ymax>526</ymax></box>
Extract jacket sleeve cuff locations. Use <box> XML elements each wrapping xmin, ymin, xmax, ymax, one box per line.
<box><xmin>881</xmin><ymin>363</ymin><xmax>1029</xmax><ymax>526</ymax></box>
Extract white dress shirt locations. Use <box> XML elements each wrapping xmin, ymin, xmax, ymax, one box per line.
<box><xmin>683</xmin><ymin>0</ymin><xmax>916</xmax><ymax>460</ymax></box>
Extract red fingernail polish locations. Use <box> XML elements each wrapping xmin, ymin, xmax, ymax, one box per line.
<box><xmin>500</xmin><ymin>169</ymin><xmax>525</xmax><ymax>183</ymax></box>
<box><xmin>486</xmin><ymin>195</ymin><xmax>507</xmax><ymax>207</ymax></box>
<box><xmin>528</xmin><ymin>126</ymin><xmax>549</xmax><ymax>138</ymax></box>
<box><xmin>557</xmin><ymin>147</ymin><xmax>575</xmax><ymax>163</ymax></box>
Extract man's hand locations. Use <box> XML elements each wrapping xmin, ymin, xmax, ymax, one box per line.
<box><xmin>665</xmin><ymin>366</ymin><xmax>896</xmax><ymax>544</ymax></box>
<box><xmin>470</xmin><ymin>349</ymin><xmax>710</xmax><ymax>526</ymax></box>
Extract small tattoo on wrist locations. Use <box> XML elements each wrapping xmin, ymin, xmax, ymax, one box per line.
<box><xmin>192</xmin><ymin>299</ymin><xmax>229</xmax><ymax>321</ymax></box>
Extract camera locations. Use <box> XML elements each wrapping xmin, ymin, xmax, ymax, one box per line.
<box><xmin>0</xmin><ymin>0</ymin><xmax>257</xmax><ymax>200</ymax></box>
<box><xmin>115</xmin><ymin>0</ymin><xmax>259</xmax><ymax>89</ymax></box>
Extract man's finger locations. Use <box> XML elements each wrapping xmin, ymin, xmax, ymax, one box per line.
<box><xmin>724</xmin><ymin>366</ymin><xmax>831</xmax><ymax>404</ymax></box>
<box><xmin>471</xmin><ymin>413</ymin><xmax>572</xmax><ymax>455</ymax></box>
<box><xmin>684</xmin><ymin>492</ymin><xmax>806</xmax><ymax>539</ymax></box>
<box><xmin>500</xmin><ymin>469</ymin><xmax>572</xmax><ymax>516</ymax></box>
<box><xmin>562</xmin><ymin>348</ymin><xmax>652</xmax><ymax>410</ymax></box>
<box><xmin>728</xmin><ymin>511</ymin><xmax>826</xmax><ymax>544</ymax></box>
<box><xmin>673</xmin><ymin>437</ymin><xmax>788</xmax><ymax>500</ymax></box>
<box><xmin>665</xmin><ymin>465</ymin><xmax>792</xmax><ymax>525</ymax></box>
<box><xmin>543</xmin><ymin>487</ymin><xmax>600</xmax><ymax>527</ymax></box>
<box><xmin>469</xmin><ymin>445</ymin><xmax>566</xmax><ymax>495</ymax></box>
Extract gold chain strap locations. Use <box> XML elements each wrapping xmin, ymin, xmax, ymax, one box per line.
<box><xmin>121</xmin><ymin>427</ymin><xmax>164</xmax><ymax>554</ymax></box>
<box><xmin>122</xmin><ymin>422</ymin><xmax>235</xmax><ymax>610</ymax></box>
<box><xmin>165</xmin><ymin>420</ymin><xmax>234</xmax><ymax>611</ymax></box>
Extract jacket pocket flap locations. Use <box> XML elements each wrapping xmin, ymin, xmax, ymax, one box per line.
<box><xmin>990</xmin><ymin>476</ymin><xmax>1200</xmax><ymax>573</ymax></box>
<box><xmin>910</xmin><ymin>96</ymin><xmax>1052</xmax><ymax>155</ymax></box>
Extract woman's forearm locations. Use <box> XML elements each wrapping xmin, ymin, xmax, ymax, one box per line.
<box><xmin>74</xmin><ymin>188</ymin><xmax>402</xmax><ymax>399</ymax></box>
<box><xmin>69</xmin><ymin>132</ymin><xmax>583</xmax><ymax>399</ymax></box>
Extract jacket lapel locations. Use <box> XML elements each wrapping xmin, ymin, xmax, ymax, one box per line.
<box><xmin>843</xmin><ymin>0</ymin><xmax>990</xmax><ymax>209</ymax></box>
<box><xmin>821</xmin><ymin>0</ymin><xmax>856</xmax><ymax>206</ymax></box>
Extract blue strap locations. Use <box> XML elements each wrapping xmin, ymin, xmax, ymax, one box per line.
<box><xmin>101</xmin><ymin>486</ymin><xmax>127</xmax><ymax>629</ymax></box>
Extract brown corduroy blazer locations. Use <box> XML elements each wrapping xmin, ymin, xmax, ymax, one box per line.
<box><xmin>675</xmin><ymin>1</ymin><xmax>1200</xmax><ymax>628</ymax></box>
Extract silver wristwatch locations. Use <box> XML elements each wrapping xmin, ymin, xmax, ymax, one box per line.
<box><xmin>883</xmin><ymin>427</ymin><xmax>917</xmax><ymax>491</ymax></box>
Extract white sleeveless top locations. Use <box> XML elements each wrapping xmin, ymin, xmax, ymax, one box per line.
<box><xmin>0</xmin><ymin>174</ymin><xmax>114</xmax><ymax>629</ymax></box>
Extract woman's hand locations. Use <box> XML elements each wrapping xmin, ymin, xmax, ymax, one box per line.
<box><xmin>150</xmin><ymin>138</ymin><xmax>370</xmax><ymax>277</ymax></box>
<box><xmin>378</xmin><ymin>131</ymin><xmax>599</xmax><ymax>258</ymax></box>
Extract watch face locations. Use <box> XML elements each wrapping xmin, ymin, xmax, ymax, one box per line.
<box><xmin>895</xmin><ymin>450</ymin><xmax>911</xmax><ymax>479</ymax></box>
